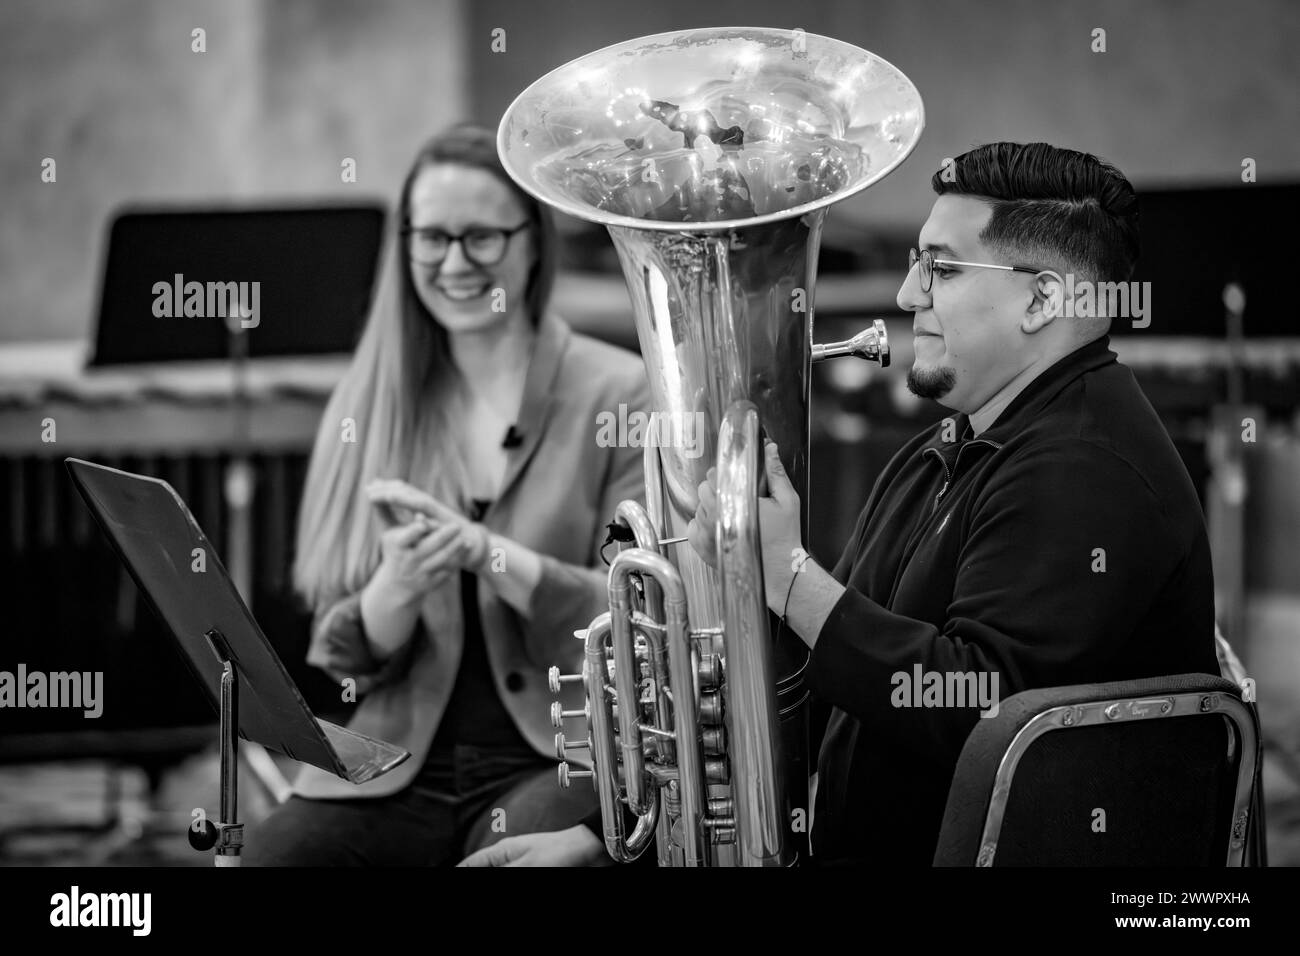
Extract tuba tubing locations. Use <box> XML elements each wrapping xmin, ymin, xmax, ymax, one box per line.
<box><xmin>716</xmin><ymin>400</ymin><xmax>789</xmax><ymax>866</ymax></box>
<box><xmin>582</xmin><ymin>613</ymin><xmax>658</xmax><ymax>862</ymax></box>
<box><xmin>607</xmin><ymin>548</ymin><xmax>707</xmax><ymax>865</ymax></box>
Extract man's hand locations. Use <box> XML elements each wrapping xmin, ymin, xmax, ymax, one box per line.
<box><xmin>686</xmin><ymin>467</ymin><xmax>721</xmax><ymax>570</ymax></box>
<box><xmin>687</xmin><ymin>440</ymin><xmax>807</xmax><ymax>610</ymax></box>
<box><xmin>752</xmin><ymin>441</ymin><xmax>807</xmax><ymax>608</ymax></box>
<box><xmin>457</xmin><ymin>825</ymin><xmax>608</xmax><ymax>867</ymax></box>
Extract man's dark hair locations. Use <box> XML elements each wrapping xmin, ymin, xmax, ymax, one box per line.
<box><xmin>931</xmin><ymin>143</ymin><xmax>1140</xmax><ymax>283</ymax></box>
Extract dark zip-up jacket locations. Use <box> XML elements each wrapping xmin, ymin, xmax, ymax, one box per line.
<box><xmin>807</xmin><ymin>334</ymin><xmax>1219</xmax><ymax>865</ymax></box>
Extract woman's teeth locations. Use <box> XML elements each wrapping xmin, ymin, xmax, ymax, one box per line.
<box><xmin>438</xmin><ymin>282</ymin><xmax>491</xmax><ymax>301</ymax></box>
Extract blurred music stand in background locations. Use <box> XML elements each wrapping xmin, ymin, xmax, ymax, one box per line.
<box><xmin>0</xmin><ymin>205</ymin><xmax>386</xmax><ymax>863</ymax></box>
<box><xmin>1121</xmin><ymin>183</ymin><xmax>1300</xmax><ymax>649</ymax></box>
<box><xmin>90</xmin><ymin>203</ymin><xmax>386</xmax><ymax>599</ymax></box>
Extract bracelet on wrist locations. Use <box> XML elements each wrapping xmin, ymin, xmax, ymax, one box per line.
<box><xmin>782</xmin><ymin>549</ymin><xmax>812</xmax><ymax>623</ymax></box>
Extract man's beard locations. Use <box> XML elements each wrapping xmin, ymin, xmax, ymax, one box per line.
<box><xmin>906</xmin><ymin>363</ymin><xmax>958</xmax><ymax>400</ymax></box>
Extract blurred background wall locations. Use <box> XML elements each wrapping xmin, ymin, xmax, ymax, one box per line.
<box><xmin>1</xmin><ymin>0</ymin><xmax>467</xmax><ymax>344</ymax></box>
<box><xmin>3</xmin><ymin>0</ymin><xmax>1297</xmax><ymax>345</ymax></box>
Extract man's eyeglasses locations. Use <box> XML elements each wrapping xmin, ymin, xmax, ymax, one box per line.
<box><xmin>402</xmin><ymin>222</ymin><xmax>531</xmax><ymax>268</ymax></box>
<box><xmin>908</xmin><ymin>247</ymin><xmax>1043</xmax><ymax>294</ymax></box>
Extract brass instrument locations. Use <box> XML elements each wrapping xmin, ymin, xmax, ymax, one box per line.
<box><xmin>498</xmin><ymin>27</ymin><xmax>923</xmax><ymax>866</ymax></box>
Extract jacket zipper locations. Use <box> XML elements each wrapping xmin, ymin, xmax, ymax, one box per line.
<box><xmin>924</xmin><ymin>439</ymin><xmax>1002</xmax><ymax>513</ymax></box>
<box><xmin>924</xmin><ymin>447</ymin><xmax>953</xmax><ymax>514</ymax></box>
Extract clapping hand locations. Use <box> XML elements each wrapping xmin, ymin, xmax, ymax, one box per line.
<box><xmin>366</xmin><ymin>480</ymin><xmax>491</xmax><ymax>598</ymax></box>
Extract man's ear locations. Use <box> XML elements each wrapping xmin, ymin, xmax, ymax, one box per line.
<box><xmin>1022</xmin><ymin>270</ymin><xmax>1064</xmax><ymax>334</ymax></box>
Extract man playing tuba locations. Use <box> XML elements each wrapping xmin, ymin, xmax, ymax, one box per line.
<box><xmin>463</xmin><ymin>142</ymin><xmax>1218</xmax><ymax>866</ymax></box>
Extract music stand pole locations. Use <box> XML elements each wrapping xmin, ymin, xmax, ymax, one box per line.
<box><xmin>216</xmin><ymin>657</ymin><xmax>243</xmax><ymax>866</ymax></box>
<box><xmin>189</xmin><ymin>628</ymin><xmax>245</xmax><ymax>865</ymax></box>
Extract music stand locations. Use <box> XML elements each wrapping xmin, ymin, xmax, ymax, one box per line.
<box><xmin>65</xmin><ymin>458</ymin><xmax>409</xmax><ymax>866</ymax></box>
<box><xmin>89</xmin><ymin>204</ymin><xmax>385</xmax><ymax>365</ymax></box>
<box><xmin>85</xmin><ymin>203</ymin><xmax>386</xmax><ymax>609</ymax></box>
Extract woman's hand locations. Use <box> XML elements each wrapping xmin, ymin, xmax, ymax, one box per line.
<box><xmin>367</xmin><ymin>477</ymin><xmax>545</xmax><ymax>614</ymax></box>
<box><xmin>359</xmin><ymin>518</ymin><xmax>466</xmax><ymax>660</ymax></box>
<box><xmin>367</xmin><ymin>479</ymin><xmax>491</xmax><ymax>574</ymax></box>
<box><xmin>457</xmin><ymin>826</ymin><xmax>609</xmax><ymax>867</ymax></box>
<box><xmin>367</xmin><ymin>479</ymin><xmax>463</xmax><ymax>526</ymax></box>
<box><xmin>373</xmin><ymin>518</ymin><xmax>464</xmax><ymax>606</ymax></box>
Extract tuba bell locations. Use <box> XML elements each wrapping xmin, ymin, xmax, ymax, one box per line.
<box><xmin>498</xmin><ymin>26</ymin><xmax>923</xmax><ymax>866</ymax></box>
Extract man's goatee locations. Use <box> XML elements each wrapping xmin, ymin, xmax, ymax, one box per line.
<box><xmin>906</xmin><ymin>364</ymin><xmax>958</xmax><ymax>400</ymax></box>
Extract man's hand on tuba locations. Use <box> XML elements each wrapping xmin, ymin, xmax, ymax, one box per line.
<box><xmin>687</xmin><ymin>440</ymin><xmax>805</xmax><ymax>609</ymax></box>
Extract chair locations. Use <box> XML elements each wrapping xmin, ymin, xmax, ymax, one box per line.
<box><xmin>933</xmin><ymin>672</ymin><xmax>1263</xmax><ymax>866</ymax></box>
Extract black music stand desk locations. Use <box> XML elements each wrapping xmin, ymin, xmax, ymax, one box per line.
<box><xmin>65</xmin><ymin>457</ymin><xmax>409</xmax><ymax>866</ymax></box>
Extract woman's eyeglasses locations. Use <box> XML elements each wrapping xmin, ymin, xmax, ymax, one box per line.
<box><xmin>908</xmin><ymin>247</ymin><xmax>1043</xmax><ymax>294</ymax></box>
<box><xmin>402</xmin><ymin>222</ymin><xmax>531</xmax><ymax>268</ymax></box>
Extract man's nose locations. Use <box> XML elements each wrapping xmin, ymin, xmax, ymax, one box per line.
<box><xmin>897</xmin><ymin>264</ymin><xmax>928</xmax><ymax>313</ymax></box>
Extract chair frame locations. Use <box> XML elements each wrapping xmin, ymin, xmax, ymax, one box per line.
<box><xmin>975</xmin><ymin>689</ymin><xmax>1259</xmax><ymax>866</ymax></box>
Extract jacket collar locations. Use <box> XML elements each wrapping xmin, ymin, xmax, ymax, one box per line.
<box><xmin>923</xmin><ymin>335</ymin><xmax>1118</xmax><ymax>456</ymax></box>
<box><xmin>496</xmin><ymin>311</ymin><xmax>570</xmax><ymax>503</ymax></box>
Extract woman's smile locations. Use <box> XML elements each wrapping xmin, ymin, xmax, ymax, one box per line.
<box><xmin>436</xmin><ymin>278</ymin><xmax>494</xmax><ymax>301</ymax></box>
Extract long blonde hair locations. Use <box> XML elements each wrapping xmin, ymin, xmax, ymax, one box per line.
<box><xmin>292</xmin><ymin>124</ymin><xmax>557</xmax><ymax>609</ymax></box>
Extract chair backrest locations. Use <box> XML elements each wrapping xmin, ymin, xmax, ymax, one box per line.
<box><xmin>933</xmin><ymin>673</ymin><xmax>1260</xmax><ymax>866</ymax></box>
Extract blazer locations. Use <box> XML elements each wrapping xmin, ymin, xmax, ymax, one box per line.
<box><xmin>292</xmin><ymin>313</ymin><xmax>650</xmax><ymax>799</ymax></box>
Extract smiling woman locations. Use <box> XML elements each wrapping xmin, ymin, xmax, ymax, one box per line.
<box><xmin>242</xmin><ymin>124</ymin><xmax>650</xmax><ymax>867</ymax></box>
<box><xmin>403</xmin><ymin>163</ymin><xmax>537</xmax><ymax>330</ymax></box>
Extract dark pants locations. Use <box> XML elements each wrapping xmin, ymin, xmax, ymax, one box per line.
<box><xmin>244</xmin><ymin>743</ymin><xmax>597</xmax><ymax>866</ymax></box>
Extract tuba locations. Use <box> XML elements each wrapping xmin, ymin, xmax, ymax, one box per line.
<box><xmin>498</xmin><ymin>27</ymin><xmax>923</xmax><ymax>866</ymax></box>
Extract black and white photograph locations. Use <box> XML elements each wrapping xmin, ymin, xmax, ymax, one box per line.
<box><xmin>0</xmin><ymin>0</ymin><xmax>1296</xmax><ymax>935</ymax></box>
